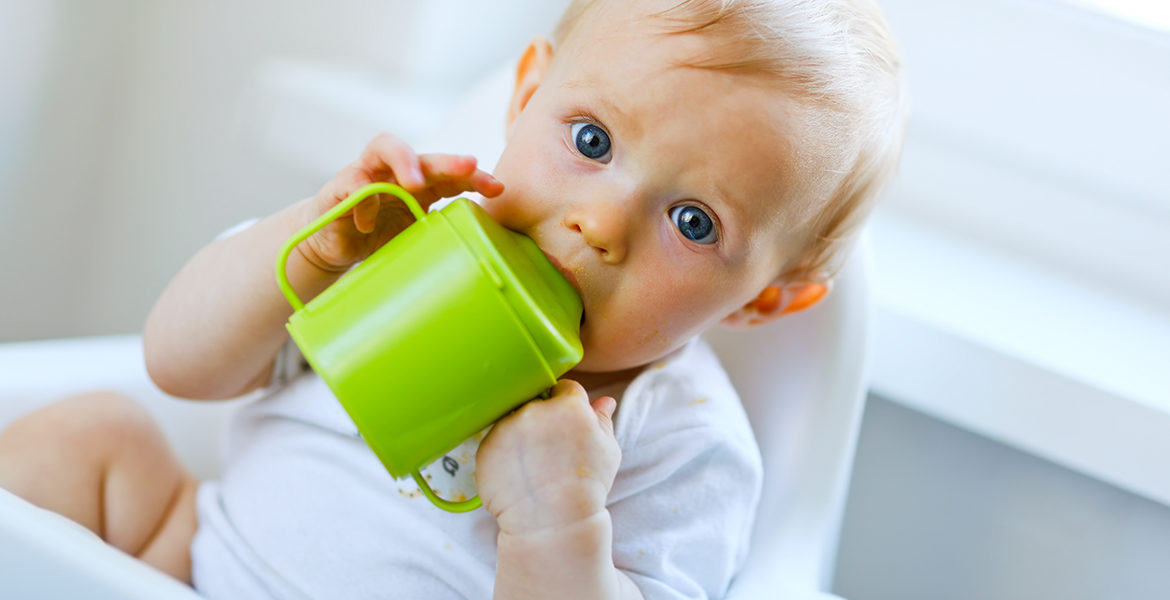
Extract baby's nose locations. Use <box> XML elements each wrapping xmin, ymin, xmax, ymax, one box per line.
<box><xmin>563</xmin><ymin>201</ymin><xmax>629</xmax><ymax>264</ymax></box>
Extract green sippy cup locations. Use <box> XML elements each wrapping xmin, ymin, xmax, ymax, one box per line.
<box><xmin>275</xmin><ymin>183</ymin><xmax>583</xmax><ymax>513</ymax></box>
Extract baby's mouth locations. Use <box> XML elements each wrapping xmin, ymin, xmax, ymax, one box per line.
<box><xmin>539</xmin><ymin>250</ymin><xmax>586</xmax><ymax>326</ymax></box>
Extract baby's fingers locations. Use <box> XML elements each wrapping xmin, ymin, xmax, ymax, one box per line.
<box><xmin>352</xmin><ymin>194</ymin><xmax>380</xmax><ymax>233</ymax></box>
<box><xmin>344</xmin><ymin>134</ymin><xmax>425</xmax><ymax>230</ymax></box>
<box><xmin>359</xmin><ymin>133</ymin><xmax>425</xmax><ymax>190</ymax></box>
<box><xmin>419</xmin><ymin>154</ymin><xmax>505</xmax><ymax>199</ymax></box>
<box><xmin>419</xmin><ymin>153</ymin><xmax>478</xmax><ymax>181</ymax></box>
<box><xmin>470</xmin><ymin>168</ymin><xmax>505</xmax><ymax>198</ymax></box>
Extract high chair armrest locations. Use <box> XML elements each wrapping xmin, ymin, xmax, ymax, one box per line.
<box><xmin>0</xmin><ymin>488</ymin><xmax>202</xmax><ymax>599</ymax></box>
<box><xmin>0</xmin><ymin>334</ymin><xmax>244</xmax><ymax>479</ymax></box>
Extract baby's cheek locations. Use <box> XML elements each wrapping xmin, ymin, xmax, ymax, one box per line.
<box><xmin>480</xmin><ymin>193</ymin><xmax>528</xmax><ymax>231</ymax></box>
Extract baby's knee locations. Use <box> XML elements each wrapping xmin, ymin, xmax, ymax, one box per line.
<box><xmin>6</xmin><ymin>391</ymin><xmax>163</xmax><ymax>454</ymax></box>
<box><xmin>55</xmin><ymin>391</ymin><xmax>164</xmax><ymax>449</ymax></box>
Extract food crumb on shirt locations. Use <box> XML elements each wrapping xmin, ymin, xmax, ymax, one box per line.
<box><xmin>691</xmin><ymin>397</ymin><xmax>709</xmax><ymax>405</ymax></box>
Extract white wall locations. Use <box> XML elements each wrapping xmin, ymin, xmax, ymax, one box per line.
<box><xmin>0</xmin><ymin>1</ymin><xmax>131</xmax><ymax>341</ymax></box>
<box><xmin>0</xmin><ymin>0</ymin><xmax>396</xmax><ymax>340</ymax></box>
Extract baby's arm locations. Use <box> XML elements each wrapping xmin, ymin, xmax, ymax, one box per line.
<box><xmin>143</xmin><ymin>199</ymin><xmax>342</xmax><ymax>399</ymax></box>
<box><xmin>144</xmin><ymin>133</ymin><xmax>502</xmax><ymax>400</ymax></box>
<box><xmin>476</xmin><ymin>380</ymin><xmax>645</xmax><ymax>600</ymax></box>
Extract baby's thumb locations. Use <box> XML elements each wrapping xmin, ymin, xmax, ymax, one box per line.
<box><xmin>592</xmin><ymin>396</ymin><xmax>617</xmax><ymax>436</ymax></box>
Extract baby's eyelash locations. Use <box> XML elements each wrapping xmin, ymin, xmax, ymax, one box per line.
<box><xmin>567</xmin><ymin>113</ymin><xmax>605</xmax><ymax>128</ymax></box>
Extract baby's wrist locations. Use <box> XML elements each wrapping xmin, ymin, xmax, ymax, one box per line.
<box><xmin>493</xmin><ymin>481</ymin><xmax>610</xmax><ymax>537</ymax></box>
<box><xmin>494</xmin><ymin>509</ymin><xmax>623</xmax><ymax>599</ymax></box>
<box><xmin>497</xmin><ymin>507</ymin><xmax>612</xmax><ymax>550</ymax></box>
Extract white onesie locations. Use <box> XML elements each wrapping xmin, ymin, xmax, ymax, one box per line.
<box><xmin>191</xmin><ymin>223</ymin><xmax>764</xmax><ymax>599</ymax></box>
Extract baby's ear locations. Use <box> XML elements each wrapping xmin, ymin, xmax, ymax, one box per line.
<box><xmin>507</xmin><ymin>37</ymin><xmax>554</xmax><ymax>135</ymax></box>
<box><xmin>720</xmin><ymin>278</ymin><xmax>831</xmax><ymax>329</ymax></box>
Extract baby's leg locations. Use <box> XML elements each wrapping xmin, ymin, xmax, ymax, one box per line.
<box><xmin>0</xmin><ymin>391</ymin><xmax>198</xmax><ymax>583</ymax></box>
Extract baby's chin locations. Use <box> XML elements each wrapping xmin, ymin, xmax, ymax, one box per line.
<box><xmin>573</xmin><ymin>326</ymin><xmax>687</xmax><ymax>375</ymax></box>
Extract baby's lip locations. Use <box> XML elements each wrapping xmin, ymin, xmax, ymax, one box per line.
<box><xmin>543</xmin><ymin>251</ymin><xmax>581</xmax><ymax>295</ymax></box>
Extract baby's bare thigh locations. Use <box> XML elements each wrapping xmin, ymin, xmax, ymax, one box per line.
<box><xmin>0</xmin><ymin>391</ymin><xmax>199</xmax><ymax>583</ymax></box>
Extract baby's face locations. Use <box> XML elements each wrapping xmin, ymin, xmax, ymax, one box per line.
<box><xmin>483</xmin><ymin>3</ymin><xmax>816</xmax><ymax>374</ymax></box>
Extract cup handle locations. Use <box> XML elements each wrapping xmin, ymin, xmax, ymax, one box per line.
<box><xmin>275</xmin><ymin>183</ymin><xmax>428</xmax><ymax>312</ymax></box>
<box><xmin>412</xmin><ymin>470</ymin><xmax>483</xmax><ymax>513</ymax></box>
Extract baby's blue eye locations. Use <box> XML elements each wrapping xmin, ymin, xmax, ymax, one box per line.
<box><xmin>670</xmin><ymin>205</ymin><xmax>717</xmax><ymax>244</ymax></box>
<box><xmin>571</xmin><ymin>122</ymin><xmax>612</xmax><ymax>162</ymax></box>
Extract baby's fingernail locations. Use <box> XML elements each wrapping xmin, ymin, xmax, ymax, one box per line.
<box><xmin>412</xmin><ymin>166</ymin><xmax>424</xmax><ymax>185</ymax></box>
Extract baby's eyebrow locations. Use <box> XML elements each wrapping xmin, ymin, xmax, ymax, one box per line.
<box><xmin>563</xmin><ymin>78</ymin><xmax>629</xmax><ymax>125</ymax></box>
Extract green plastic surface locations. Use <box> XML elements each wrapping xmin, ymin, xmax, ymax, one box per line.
<box><xmin>275</xmin><ymin>183</ymin><xmax>583</xmax><ymax>513</ymax></box>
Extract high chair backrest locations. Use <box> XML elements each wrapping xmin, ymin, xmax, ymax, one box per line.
<box><xmin>707</xmin><ymin>247</ymin><xmax>871</xmax><ymax>596</ymax></box>
<box><xmin>424</xmin><ymin>63</ymin><xmax>872</xmax><ymax>596</ymax></box>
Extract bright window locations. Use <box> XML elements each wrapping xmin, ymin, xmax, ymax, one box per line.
<box><xmin>1072</xmin><ymin>0</ymin><xmax>1170</xmax><ymax>34</ymax></box>
<box><xmin>877</xmin><ymin>0</ymin><xmax>1170</xmax><ymax>308</ymax></box>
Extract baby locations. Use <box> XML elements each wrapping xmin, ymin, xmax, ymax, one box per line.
<box><xmin>0</xmin><ymin>0</ymin><xmax>904</xmax><ymax>597</ymax></box>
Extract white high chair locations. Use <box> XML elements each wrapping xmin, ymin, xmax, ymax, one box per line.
<box><xmin>0</xmin><ymin>61</ymin><xmax>870</xmax><ymax>600</ymax></box>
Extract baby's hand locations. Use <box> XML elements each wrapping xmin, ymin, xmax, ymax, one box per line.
<box><xmin>476</xmin><ymin>380</ymin><xmax>621</xmax><ymax>536</ymax></box>
<box><xmin>297</xmin><ymin>133</ymin><xmax>504</xmax><ymax>272</ymax></box>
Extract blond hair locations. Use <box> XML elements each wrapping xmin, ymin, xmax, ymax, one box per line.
<box><xmin>553</xmin><ymin>0</ymin><xmax>907</xmax><ymax>279</ymax></box>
